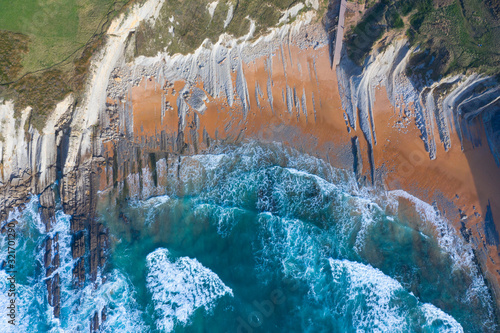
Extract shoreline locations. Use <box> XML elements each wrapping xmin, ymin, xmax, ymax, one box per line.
<box><xmin>98</xmin><ymin>23</ymin><xmax>500</xmax><ymax>309</ymax></box>
<box><xmin>0</xmin><ymin>1</ymin><xmax>497</xmax><ymax>328</ymax></box>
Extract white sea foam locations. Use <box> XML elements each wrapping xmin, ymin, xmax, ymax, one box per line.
<box><xmin>145</xmin><ymin>194</ymin><xmax>171</xmax><ymax>207</ymax></box>
<box><xmin>191</xmin><ymin>153</ymin><xmax>227</xmax><ymax>171</ymax></box>
<box><xmin>330</xmin><ymin>258</ymin><xmax>408</xmax><ymax>331</ymax></box>
<box><xmin>130</xmin><ymin>194</ymin><xmax>171</xmax><ymax>209</ymax></box>
<box><xmin>0</xmin><ymin>269</ymin><xmax>47</xmax><ymax>332</ymax></box>
<box><xmin>0</xmin><ymin>197</ymin><xmax>76</xmax><ymax>332</ymax></box>
<box><xmin>146</xmin><ymin>248</ymin><xmax>233</xmax><ymax>332</ymax></box>
<box><xmin>0</xmin><ymin>194</ymin><xmax>147</xmax><ymax>332</ymax></box>
<box><xmin>365</xmin><ymin>189</ymin><xmax>496</xmax><ymax>328</ymax></box>
<box><xmin>255</xmin><ymin>212</ymin><xmax>329</xmax><ymax>287</ymax></box>
<box><xmin>46</xmin><ymin>269</ymin><xmax>147</xmax><ymax>333</ymax></box>
<box><xmin>388</xmin><ymin>190</ymin><xmax>468</xmax><ymax>267</ymax></box>
<box><xmin>42</xmin><ymin>203</ymin><xmax>145</xmax><ymax>332</ymax></box>
<box><xmin>329</xmin><ymin>259</ymin><xmax>463</xmax><ymax>332</ymax></box>
<box><xmin>79</xmin><ymin>271</ymin><xmax>147</xmax><ymax>333</ymax></box>
<box><xmin>284</xmin><ymin>167</ymin><xmax>338</xmax><ymax>194</ymax></box>
<box><xmin>350</xmin><ymin>197</ymin><xmax>382</xmax><ymax>253</ymax></box>
<box><xmin>119</xmin><ymin>141</ymin><xmax>494</xmax><ymax>331</ymax></box>
<box><xmin>420</xmin><ymin>303</ymin><xmax>464</xmax><ymax>333</ymax></box>
<box><xmin>193</xmin><ymin>203</ymin><xmax>245</xmax><ymax>237</ymax></box>
<box><xmin>4</xmin><ymin>142</ymin><xmax>486</xmax><ymax>332</ymax></box>
<box><xmin>2</xmin><ymin>195</ymin><xmax>45</xmax><ymax>234</ymax></box>
<box><xmin>0</xmin><ymin>197</ymin><xmax>47</xmax><ymax>331</ymax></box>
<box><xmin>130</xmin><ymin>194</ymin><xmax>171</xmax><ymax>225</ymax></box>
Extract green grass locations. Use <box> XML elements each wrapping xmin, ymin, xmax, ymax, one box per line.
<box><xmin>136</xmin><ymin>0</ymin><xmax>235</xmax><ymax>56</ymax></box>
<box><xmin>409</xmin><ymin>0</ymin><xmax>500</xmax><ymax>78</ymax></box>
<box><xmin>0</xmin><ymin>31</ymin><xmax>28</xmax><ymax>82</ymax></box>
<box><xmin>345</xmin><ymin>0</ymin><xmax>387</xmax><ymax>66</ymax></box>
<box><xmin>388</xmin><ymin>10</ymin><xmax>403</xmax><ymax>29</ymax></box>
<box><xmin>0</xmin><ymin>0</ymin><xmax>122</xmax><ymax>73</ymax></box>
<box><xmin>0</xmin><ymin>0</ymin><xmax>134</xmax><ymax>131</ymax></box>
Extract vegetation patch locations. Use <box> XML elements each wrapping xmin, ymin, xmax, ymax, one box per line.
<box><xmin>135</xmin><ymin>0</ymin><xmax>329</xmax><ymax>57</ymax></box>
<box><xmin>411</xmin><ymin>0</ymin><xmax>500</xmax><ymax>78</ymax></box>
<box><xmin>345</xmin><ymin>0</ymin><xmax>500</xmax><ymax>79</ymax></box>
<box><xmin>0</xmin><ymin>31</ymin><xmax>29</xmax><ymax>83</ymax></box>
<box><xmin>7</xmin><ymin>70</ymin><xmax>70</xmax><ymax>132</ymax></box>
<box><xmin>345</xmin><ymin>0</ymin><xmax>388</xmax><ymax>66</ymax></box>
<box><xmin>0</xmin><ymin>0</ymin><xmax>128</xmax><ymax>73</ymax></box>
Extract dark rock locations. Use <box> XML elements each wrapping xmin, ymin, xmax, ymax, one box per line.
<box><xmin>44</xmin><ymin>237</ymin><xmax>53</xmax><ymax>268</ymax></box>
<box><xmin>72</xmin><ymin>232</ymin><xmax>85</xmax><ymax>259</ymax></box>
<box><xmin>351</xmin><ymin>136</ymin><xmax>363</xmax><ymax>183</ymax></box>
<box><xmin>484</xmin><ymin>201</ymin><xmax>499</xmax><ymax>246</ymax></box>
<box><xmin>101</xmin><ymin>306</ymin><xmax>107</xmax><ymax>324</ymax></box>
<box><xmin>90</xmin><ymin>311</ymin><xmax>99</xmax><ymax>332</ymax></box>
<box><xmin>46</xmin><ymin>273</ymin><xmax>60</xmax><ymax>318</ymax></box>
<box><xmin>72</xmin><ymin>258</ymin><xmax>85</xmax><ymax>287</ymax></box>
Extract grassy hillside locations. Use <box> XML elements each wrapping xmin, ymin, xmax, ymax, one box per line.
<box><xmin>0</xmin><ymin>31</ymin><xmax>29</xmax><ymax>82</ymax></box>
<box><xmin>411</xmin><ymin>0</ymin><xmax>500</xmax><ymax>78</ymax></box>
<box><xmin>0</xmin><ymin>0</ymin><xmax>124</xmax><ymax>73</ymax></box>
<box><xmin>345</xmin><ymin>0</ymin><xmax>500</xmax><ymax>79</ymax></box>
<box><xmin>0</xmin><ymin>0</ymin><xmax>132</xmax><ymax>131</ymax></box>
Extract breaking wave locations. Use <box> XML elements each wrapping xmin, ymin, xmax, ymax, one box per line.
<box><xmin>1</xmin><ymin>141</ymin><xmax>497</xmax><ymax>331</ymax></box>
<box><xmin>146</xmin><ymin>248</ymin><xmax>233</xmax><ymax>331</ymax></box>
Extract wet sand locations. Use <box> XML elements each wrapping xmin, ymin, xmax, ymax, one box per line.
<box><xmin>367</xmin><ymin>86</ymin><xmax>500</xmax><ymax>297</ymax></box>
<box><xmin>129</xmin><ymin>43</ymin><xmax>353</xmax><ymax>166</ymax></box>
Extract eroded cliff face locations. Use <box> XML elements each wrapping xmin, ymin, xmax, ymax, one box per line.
<box><xmin>337</xmin><ymin>38</ymin><xmax>500</xmax><ymax>163</ymax></box>
<box><xmin>0</xmin><ymin>0</ymin><xmax>165</xmax><ymax>325</ymax></box>
<box><xmin>0</xmin><ymin>96</ymin><xmax>77</xmax><ymax>318</ymax></box>
<box><xmin>0</xmin><ymin>96</ymin><xmax>73</xmax><ymax>214</ymax></box>
<box><xmin>0</xmin><ymin>0</ymin><xmax>499</xmax><ymax>327</ymax></box>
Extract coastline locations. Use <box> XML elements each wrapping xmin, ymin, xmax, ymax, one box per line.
<box><xmin>98</xmin><ymin>20</ymin><xmax>500</xmax><ymax>309</ymax></box>
<box><xmin>0</xmin><ymin>2</ymin><xmax>498</xmax><ymax>328</ymax></box>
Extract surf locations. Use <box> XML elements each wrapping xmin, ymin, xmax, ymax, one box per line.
<box><xmin>1</xmin><ymin>141</ymin><xmax>497</xmax><ymax>332</ymax></box>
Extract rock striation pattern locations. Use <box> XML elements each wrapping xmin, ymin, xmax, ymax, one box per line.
<box><xmin>337</xmin><ymin>39</ymin><xmax>500</xmax><ymax>165</ymax></box>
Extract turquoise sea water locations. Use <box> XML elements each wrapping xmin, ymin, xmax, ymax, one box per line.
<box><xmin>0</xmin><ymin>141</ymin><xmax>498</xmax><ymax>332</ymax></box>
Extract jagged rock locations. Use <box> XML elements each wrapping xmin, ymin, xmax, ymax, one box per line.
<box><xmin>44</xmin><ymin>237</ymin><xmax>53</xmax><ymax>268</ymax></box>
<box><xmin>72</xmin><ymin>258</ymin><xmax>85</xmax><ymax>287</ymax></box>
<box><xmin>351</xmin><ymin>136</ymin><xmax>363</xmax><ymax>183</ymax></box>
<box><xmin>46</xmin><ymin>273</ymin><xmax>60</xmax><ymax>318</ymax></box>
<box><xmin>72</xmin><ymin>232</ymin><xmax>85</xmax><ymax>259</ymax></box>
<box><xmin>101</xmin><ymin>306</ymin><xmax>107</xmax><ymax>323</ymax></box>
<box><xmin>90</xmin><ymin>311</ymin><xmax>99</xmax><ymax>332</ymax></box>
